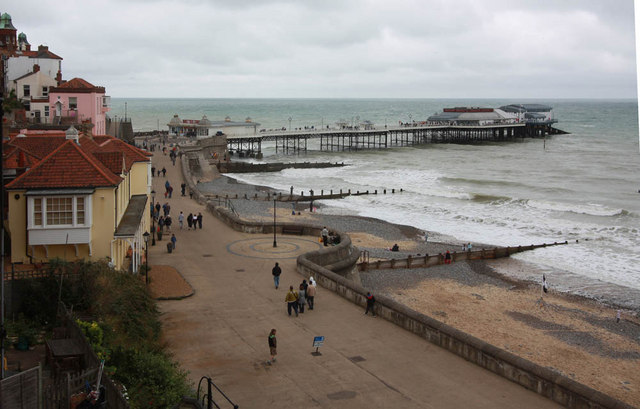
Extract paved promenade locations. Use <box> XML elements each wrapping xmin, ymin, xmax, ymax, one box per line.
<box><xmin>148</xmin><ymin>151</ymin><xmax>560</xmax><ymax>408</ymax></box>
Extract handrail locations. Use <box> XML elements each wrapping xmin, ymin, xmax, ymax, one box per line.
<box><xmin>197</xmin><ymin>376</ymin><xmax>239</xmax><ymax>409</ymax></box>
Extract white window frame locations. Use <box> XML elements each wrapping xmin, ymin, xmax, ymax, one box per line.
<box><xmin>27</xmin><ymin>195</ymin><xmax>92</xmax><ymax>229</ymax></box>
<box><xmin>42</xmin><ymin>86</ymin><xmax>48</xmax><ymax>97</ymax></box>
<box><xmin>23</xmin><ymin>84</ymin><xmax>30</xmax><ymax>97</ymax></box>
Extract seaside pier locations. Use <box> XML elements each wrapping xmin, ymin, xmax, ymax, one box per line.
<box><xmin>226</xmin><ymin>122</ymin><xmax>563</xmax><ymax>156</ymax></box>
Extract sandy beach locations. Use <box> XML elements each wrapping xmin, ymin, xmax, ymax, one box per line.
<box><xmin>197</xmin><ymin>173</ymin><xmax>640</xmax><ymax>406</ymax></box>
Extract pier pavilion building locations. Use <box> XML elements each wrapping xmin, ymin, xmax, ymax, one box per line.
<box><xmin>167</xmin><ymin>114</ymin><xmax>260</xmax><ymax>139</ymax></box>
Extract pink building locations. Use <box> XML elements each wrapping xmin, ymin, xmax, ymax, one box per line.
<box><xmin>49</xmin><ymin>78</ymin><xmax>111</xmax><ymax>135</ymax></box>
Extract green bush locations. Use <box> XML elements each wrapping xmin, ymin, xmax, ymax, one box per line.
<box><xmin>110</xmin><ymin>347</ymin><xmax>190</xmax><ymax>408</ymax></box>
<box><xmin>12</xmin><ymin>260</ymin><xmax>191</xmax><ymax>407</ymax></box>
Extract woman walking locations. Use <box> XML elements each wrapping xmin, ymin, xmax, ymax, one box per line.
<box><xmin>268</xmin><ymin>329</ymin><xmax>277</xmax><ymax>364</ymax></box>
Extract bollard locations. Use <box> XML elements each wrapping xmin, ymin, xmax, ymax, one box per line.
<box><xmin>375</xmin><ymin>190</ymin><xmax>377</xmax><ymax>194</ymax></box>
<box><xmin>392</xmin><ymin>189</ymin><xmax>395</xmax><ymax>193</ymax></box>
<box><xmin>384</xmin><ymin>189</ymin><xmax>386</xmax><ymax>194</ymax></box>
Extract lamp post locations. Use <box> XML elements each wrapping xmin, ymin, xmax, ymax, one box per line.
<box><xmin>288</xmin><ymin>117</ymin><xmax>292</xmax><ymax>131</ymax></box>
<box><xmin>143</xmin><ymin>232</ymin><xmax>150</xmax><ymax>285</ymax></box>
<box><xmin>151</xmin><ymin>190</ymin><xmax>156</xmax><ymax>245</ymax></box>
<box><xmin>273</xmin><ymin>193</ymin><xmax>277</xmax><ymax>248</ymax></box>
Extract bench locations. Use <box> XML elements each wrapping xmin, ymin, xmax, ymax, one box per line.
<box><xmin>282</xmin><ymin>226</ymin><xmax>304</xmax><ymax>235</ymax></box>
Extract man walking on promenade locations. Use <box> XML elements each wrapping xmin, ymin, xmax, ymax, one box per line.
<box><xmin>197</xmin><ymin>212</ymin><xmax>203</xmax><ymax>229</ymax></box>
<box><xmin>306</xmin><ymin>278</ymin><xmax>316</xmax><ymax>310</ymax></box>
<box><xmin>272</xmin><ymin>262</ymin><xmax>282</xmax><ymax>289</ymax></box>
<box><xmin>178</xmin><ymin>211</ymin><xmax>184</xmax><ymax>229</ymax></box>
<box><xmin>171</xmin><ymin>234</ymin><xmax>177</xmax><ymax>249</ymax></box>
<box><xmin>321</xmin><ymin>226</ymin><xmax>329</xmax><ymax>246</ymax></box>
<box><xmin>267</xmin><ymin>329</ymin><xmax>277</xmax><ymax>364</ymax></box>
<box><xmin>365</xmin><ymin>292</ymin><xmax>377</xmax><ymax>317</ymax></box>
<box><xmin>285</xmin><ymin>286</ymin><xmax>299</xmax><ymax>316</ymax></box>
<box><xmin>181</xmin><ymin>183</ymin><xmax>186</xmax><ymax>196</ymax></box>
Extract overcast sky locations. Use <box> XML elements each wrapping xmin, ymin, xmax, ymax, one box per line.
<box><xmin>7</xmin><ymin>0</ymin><xmax>638</xmax><ymax>98</ymax></box>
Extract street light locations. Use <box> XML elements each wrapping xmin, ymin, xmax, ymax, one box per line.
<box><xmin>143</xmin><ymin>232</ymin><xmax>150</xmax><ymax>285</ymax></box>
<box><xmin>151</xmin><ymin>190</ymin><xmax>156</xmax><ymax>245</ymax></box>
<box><xmin>273</xmin><ymin>193</ymin><xmax>277</xmax><ymax>248</ymax></box>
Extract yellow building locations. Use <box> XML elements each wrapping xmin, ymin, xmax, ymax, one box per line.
<box><xmin>5</xmin><ymin>127</ymin><xmax>151</xmax><ymax>273</ymax></box>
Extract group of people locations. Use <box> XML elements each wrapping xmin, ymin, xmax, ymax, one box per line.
<box><xmin>150</xmin><ymin>166</ymin><xmax>167</xmax><ymax>178</ymax></box>
<box><xmin>284</xmin><ymin>276</ymin><xmax>317</xmax><ymax>317</ymax></box>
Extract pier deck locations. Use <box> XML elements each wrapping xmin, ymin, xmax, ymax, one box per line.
<box><xmin>227</xmin><ymin>122</ymin><xmax>563</xmax><ymax>155</ymax></box>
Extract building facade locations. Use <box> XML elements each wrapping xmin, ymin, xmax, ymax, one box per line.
<box><xmin>49</xmin><ymin>78</ymin><xmax>111</xmax><ymax>135</ymax></box>
<box><xmin>5</xmin><ymin>129</ymin><xmax>151</xmax><ymax>273</ymax></box>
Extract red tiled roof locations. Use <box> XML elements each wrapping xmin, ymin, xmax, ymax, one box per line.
<box><xmin>3</xmin><ymin>145</ymin><xmax>40</xmax><ymax>169</ymax></box>
<box><xmin>6</xmin><ymin>139</ymin><xmax>122</xmax><ymax>190</ymax></box>
<box><xmin>92</xmin><ymin>151</ymin><xmax>124</xmax><ymax>175</ymax></box>
<box><xmin>57</xmin><ymin>77</ymin><xmax>95</xmax><ymax>89</ymax></box>
<box><xmin>18</xmin><ymin>49</ymin><xmax>62</xmax><ymax>60</ymax></box>
<box><xmin>93</xmin><ymin>137</ymin><xmax>150</xmax><ymax>171</ymax></box>
<box><xmin>7</xmin><ymin>136</ymin><xmax>67</xmax><ymax>159</ymax></box>
<box><xmin>52</xmin><ymin>77</ymin><xmax>105</xmax><ymax>93</ymax></box>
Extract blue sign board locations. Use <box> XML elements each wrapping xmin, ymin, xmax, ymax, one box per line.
<box><xmin>313</xmin><ymin>336</ymin><xmax>324</xmax><ymax>348</ymax></box>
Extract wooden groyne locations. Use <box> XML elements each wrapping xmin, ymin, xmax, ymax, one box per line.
<box><xmin>358</xmin><ymin>241</ymin><xmax>569</xmax><ymax>271</ymax></box>
<box><xmin>216</xmin><ymin>161</ymin><xmax>346</xmax><ymax>173</ymax></box>
<box><xmin>204</xmin><ymin>188</ymin><xmax>405</xmax><ymax>202</ymax></box>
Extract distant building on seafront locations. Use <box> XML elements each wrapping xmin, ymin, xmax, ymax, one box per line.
<box><xmin>167</xmin><ymin>114</ymin><xmax>260</xmax><ymax>138</ymax></box>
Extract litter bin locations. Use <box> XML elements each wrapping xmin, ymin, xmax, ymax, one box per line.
<box><xmin>157</xmin><ymin>231</ymin><xmax>163</xmax><ymax>241</ymax></box>
<box><xmin>167</xmin><ymin>242</ymin><xmax>173</xmax><ymax>253</ymax></box>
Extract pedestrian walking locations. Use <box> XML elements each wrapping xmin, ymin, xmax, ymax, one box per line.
<box><xmin>187</xmin><ymin>213</ymin><xmax>193</xmax><ymax>229</ymax></box>
<box><xmin>197</xmin><ymin>212</ymin><xmax>203</xmax><ymax>229</ymax></box>
<box><xmin>171</xmin><ymin>233</ymin><xmax>177</xmax><ymax>249</ymax></box>
<box><xmin>178</xmin><ymin>211</ymin><xmax>184</xmax><ymax>229</ymax></box>
<box><xmin>467</xmin><ymin>243</ymin><xmax>472</xmax><ymax>252</ymax></box>
<box><xmin>162</xmin><ymin>167</ymin><xmax>167</xmax><ymax>177</ymax></box>
<box><xmin>616</xmin><ymin>309</ymin><xmax>621</xmax><ymax>323</ymax></box>
<box><xmin>285</xmin><ymin>286</ymin><xmax>299</xmax><ymax>316</ymax></box>
<box><xmin>364</xmin><ymin>292</ymin><xmax>376</xmax><ymax>317</ymax></box>
<box><xmin>444</xmin><ymin>250</ymin><xmax>452</xmax><ymax>264</ymax></box>
<box><xmin>272</xmin><ymin>262</ymin><xmax>282</xmax><ymax>289</ymax></box>
<box><xmin>268</xmin><ymin>329</ymin><xmax>277</xmax><ymax>364</ymax></box>
<box><xmin>164</xmin><ymin>215</ymin><xmax>172</xmax><ymax>231</ymax></box>
<box><xmin>158</xmin><ymin>216</ymin><xmax>165</xmax><ymax>232</ymax></box>
<box><xmin>306</xmin><ymin>277</ymin><xmax>316</xmax><ymax>310</ymax></box>
<box><xmin>168</xmin><ymin>185</ymin><xmax>173</xmax><ymax>198</ymax></box>
<box><xmin>151</xmin><ymin>166</ymin><xmax>156</xmax><ymax>177</ymax></box>
<box><xmin>181</xmin><ymin>183</ymin><xmax>186</xmax><ymax>196</ymax></box>
<box><xmin>298</xmin><ymin>284</ymin><xmax>307</xmax><ymax>313</ymax></box>
<box><xmin>155</xmin><ymin>202</ymin><xmax>161</xmax><ymax>218</ymax></box>
<box><xmin>321</xmin><ymin>226</ymin><xmax>329</xmax><ymax>246</ymax></box>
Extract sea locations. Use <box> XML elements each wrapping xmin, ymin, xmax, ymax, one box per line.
<box><xmin>112</xmin><ymin>98</ymin><xmax>640</xmax><ymax>310</ymax></box>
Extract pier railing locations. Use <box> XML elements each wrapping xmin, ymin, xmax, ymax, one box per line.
<box><xmin>357</xmin><ymin>241</ymin><xmax>569</xmax><ymax>271</ymax></box>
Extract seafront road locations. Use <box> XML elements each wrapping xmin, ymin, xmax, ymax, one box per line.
<box><xmin>148</xmin><ymin>149</ymin><xmax>561</xmax><ymax>408</ymax></box>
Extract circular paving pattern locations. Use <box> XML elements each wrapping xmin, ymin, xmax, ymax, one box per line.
<box><xmin>226</xmin><ymin>237</ymin><xmax>322</xmax><ymax>259</ymax></box>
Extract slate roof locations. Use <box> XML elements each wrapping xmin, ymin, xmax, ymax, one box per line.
<box><xmin>6</xmin><ymin>139</ymin><xmax>122</xmax><ymax>190</ymax></box>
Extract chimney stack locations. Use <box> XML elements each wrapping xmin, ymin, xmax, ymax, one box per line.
<box><xmin>33</xmin><ymin>64</ymin><xmax>40</xmax><ymax>73</ymax></box>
